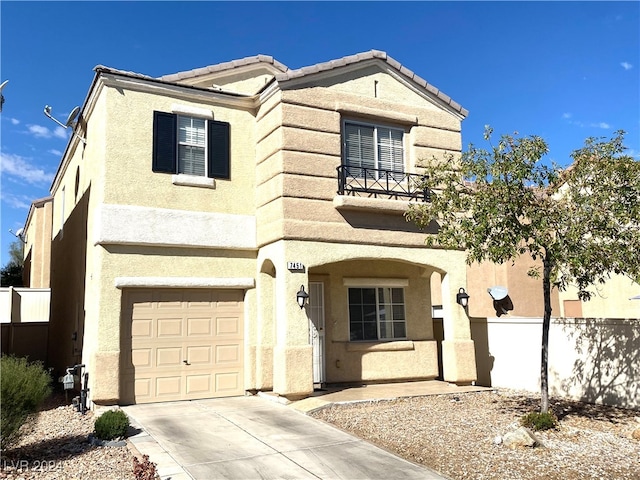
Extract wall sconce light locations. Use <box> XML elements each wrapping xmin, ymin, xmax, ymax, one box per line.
<box><xmin>456</xmin><ymin>287</ymin><xmax>470</xmax><ymax>308</ymax></box>
<box><xmin>296</xmin><ymin>285</ymin><xmax>309</xmax><ymax>309</ymax></box>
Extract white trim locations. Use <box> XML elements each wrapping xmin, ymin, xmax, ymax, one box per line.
<box><xmin>171</xmin><ymin>104</ymin><xmax>214</xmax><ymax>118</ymax></box>
<box><xmin>346</xmin><ymin>340</ymin><xmax>414</xmax><ymax>352</ymax></box>
<box><xmin>333</xmin><ymin>195</ymin><xmax>409</xmax><ymax>215</ymax></box>
<box><xmin>343</xmin><ymin>277</ymin><xmax>409</xmax><ymax>287</ymax></box>
<box><xmin>100</xmin><ymin>74</ymin><xmax>256</xmax><ymax>110</ymax></box>
<box><xmin>171</xmin><ymin>174</ymin><xmax>216</xmax><ymax>188</ymax></box>
<box><xmin>335</xmin><ymin>102</ymin><xmax>417</xmax><ymax>125</ymax></box>
<box><xmin>94</xmin><ymin>204</ymin><xmax>256</xmax><ymax>250</ymax></box>
<box><xmin>115</xmin><ymin>277</ymin><xmax>255</xmax><ymax>289</ymax></box>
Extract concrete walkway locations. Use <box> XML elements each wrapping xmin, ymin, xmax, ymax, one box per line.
<box><xmin>123</xmin><ymin>381</ymin><xmax>487</xmax><ymax>479</ymax></box>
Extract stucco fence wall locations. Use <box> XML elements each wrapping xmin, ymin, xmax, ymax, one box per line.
<box><xmin>471</xmin><ymin>316</ymin><xmax>639</xmax><ymax>409</ymax></box>
<box><xmin>0</xmin><ymin>287</ymin><xmax>50</xmax><ymax>364</ymax></box>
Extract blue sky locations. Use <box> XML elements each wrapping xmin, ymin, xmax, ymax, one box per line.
<box><xmin>1</xmin><ymin>1</ymin><xmax>639</xmax><ymax>266</ymax></box>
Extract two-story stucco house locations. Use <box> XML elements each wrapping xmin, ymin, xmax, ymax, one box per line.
<box><xmin>33</xmin><ymin>50</ymin><xmax>478</xmax><ymax>406</ymax></box>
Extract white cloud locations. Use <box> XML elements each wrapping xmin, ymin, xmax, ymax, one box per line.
<box><xmin>621</xmin><ymin>62</ymin><xmax>633</xmax><ymax>70</ymax></box>
<box><xmin>563</xmin><ymin>114</ymin><xmax>611</xmax><ymax>130</ymax></box>
<box><xmin>0</xmin><ymin>152</ymin><xmax>55</xmax><ymax>185</ymax></box>
<box><xmin>54</xmin><ymin>126</ymin><xmax>67</xmax><ymax>139</ymax></box>
<box><xmin>48</xmin><ymin>149</ymin><xmax>63</xmax><ymax>156</ymax></box>
<box><xmin>0</xmin><ymin>192</ymin><xmax>33</xmax><ymax>210</ymax></box>
<box><xmin>27</xmin><ymin>124</ymin><xmax>53</xmax><ymax>138</ymax></box>
<box><xmin>10</xmin><ymin>118</ymin><xmax>19</xmax><ymax>125</ymax></box>
<box><xmin>25</xmin><ymin>124</ymin><xmax>68</xmax><ymax>140</ymax></box>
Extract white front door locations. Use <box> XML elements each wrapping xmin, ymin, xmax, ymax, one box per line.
<box><xmin>308</xmin><ymin>282</ymin><xmax>326</xmax><ymax>385</ymax></box>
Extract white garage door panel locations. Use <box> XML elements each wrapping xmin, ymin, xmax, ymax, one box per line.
<box><xmin>122</xmin><ymin>288</ymin><xmax>244</xmax><ymax>404</ymax></box>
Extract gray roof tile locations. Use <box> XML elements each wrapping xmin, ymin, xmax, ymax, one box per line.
<box><xmin>97</xmin><ymin>50</ymin><xmax>466</xmax><ymax>116</ymax></box>
<box><xmin>158</xmin><ymin>55</ymin><xmax>290</xmax><ymax>82</ymax></box>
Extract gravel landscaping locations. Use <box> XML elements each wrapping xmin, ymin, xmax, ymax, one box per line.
<box><xmin>1</xmin><ymin>388</ymin><xmax>639</xmax><ymax>480</ymax></box>
<box><xmin>311</xmin><ymin>389</ymin><xmax>640</xmax><ymax>480</ymax></box>
<box><xmin>0</xmin><ymin>392</ymin><xmax>138</xmax><ymax>480</ymax></box>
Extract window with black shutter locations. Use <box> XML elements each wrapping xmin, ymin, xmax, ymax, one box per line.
<box><xmin>152</xmin><ymin>111</ymin><xmax>230</xmax><ymax>180</ymax></box>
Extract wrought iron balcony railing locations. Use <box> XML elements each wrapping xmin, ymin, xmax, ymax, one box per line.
<box><xmin>337</xmin><ymin>165</ymin><xmax>430</xmax><ymax>202</ymax></box>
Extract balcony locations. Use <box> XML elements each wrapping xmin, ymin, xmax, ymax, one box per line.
<box><xmin>337</xmin><ymin>165</ymin><xmax>430</xmax><ymax>202</ymax></box>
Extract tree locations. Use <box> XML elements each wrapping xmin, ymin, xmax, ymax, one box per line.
<box><xmin>406</xmin><ymin>128</ymin><xmax>640</xmax><ymax>413</ymax></box>
<box><xmin>8</xmin><ymin>239</ymin><xmax>24</xmax><ymax>267</ymax></box>
<box><xmin>1</xmin><ymin>239</ymin><xmax>24</xmax><ymax>287</ymax></box>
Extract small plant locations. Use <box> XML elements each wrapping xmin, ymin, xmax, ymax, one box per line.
<box><xmin>94</xmin><ymin>409</ymin><xmax>130</xmax><ymax>440</ymax></box>
<box><xmin>521</xmin><ymin>411</ymin><xmax>558</xmax><ymax>431</ymax></box>
<box><xmin>0</xmin><ymin>355</ymin><xmax>52</xmax><ymax>449</ymax></box>
<box><xmin>133</xmin><ymin>454</ymin><xmax>159</xmax><ymax>480</ymax></box>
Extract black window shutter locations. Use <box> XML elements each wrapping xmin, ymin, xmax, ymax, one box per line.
<box><xmin>152</xmin><ymin>111</ymin><xmax>177</xmax><ymax>173</ymax></box>
<box><xmin>207</xmin><ymin>120</ymin><xmax>230</xmax><ymax>179</ymax></box>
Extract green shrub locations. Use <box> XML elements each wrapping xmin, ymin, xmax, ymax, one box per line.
<box><xmin>94</xmin><ymin>409</ymin><xmax>130</xmax><ymax>440</ymax></box>
<box><xmin>0</xmin><ymin>355</ymin><xmax>52</xmax><ymax>449</ymax></box>
<box><xmin>521</xmin><ymin>411</ymin><xmax>558</xmax><ymax>431</ymax></box>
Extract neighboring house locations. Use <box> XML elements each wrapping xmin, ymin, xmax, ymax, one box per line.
<box><xmin>28</xmin><ymin>50</ymin><xmax>478</xmax><ymax>406</ymax></box>
<box><xmin>1</xmin><ymin>197</ymin><xmax>52</xmax><ymax>363</ymax></box>
<box><xmin>23</xmin><ymin>196</ymin><xmax>53</xmax><ymax>289</ymax></box>
<box><xmin>558</xmin><ymin>274</ymin><xmax>640</xmax><ymax>318</ymax></box>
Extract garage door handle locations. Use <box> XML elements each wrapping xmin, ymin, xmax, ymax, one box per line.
<box><xmin>183</xmin><ymin>360</ymin><xmax>190</xmax><ymax>365</ymax></box>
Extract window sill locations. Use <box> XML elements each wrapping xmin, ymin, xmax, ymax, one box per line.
<box><xmin>333</xmin><ymin>195</ymin><xmax>409</xmax><ymax>215</ymax></box>
<box><xmin>345</xmin><ymin>340</ymin><xmax>414</xmax><ymax>352</ymax></box>
<box><xmin>172</xmin><ymin>174</ymin><xmax>216</xmax><ymax>189</ymax></box>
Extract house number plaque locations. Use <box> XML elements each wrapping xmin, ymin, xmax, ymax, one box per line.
<box><xmin>287</xmin><ymin>262</ymin><xmax>305</xmax><ymax>271</ymax></box>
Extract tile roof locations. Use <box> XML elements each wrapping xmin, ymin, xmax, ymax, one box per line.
<box><xmin>274</xmin><ymin>50</ymin><xmax>468</xmax><ymax>117</ymax></box>
<box><xmin>94</xmin><ymin>65</ymin><xmax>158</xmax><ymax>81</ymax></box>
<box><xmin>158</xmin><ymin>54</ymin><xmax>289</xmax><ymax>82</ymax></box>
<box><xmin>95</xmin><ymin>50</ymin><xmax>467</xmax><ymax>116</ymax></box>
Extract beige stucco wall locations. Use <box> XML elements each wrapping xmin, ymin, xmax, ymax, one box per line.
<box><xmin>45</xmin><ymin>59</ymin><xmax>478</xmax><ymax>404</ymax></box>
<box><xmin>101</xmin><ymin>87</ymin><xmax>256</xmax><ymax>216</ymax></box>
<box><xmin>48</xmin><ymin>87</ymin><xmax>109</xmax><ymax>382</ymax></box>
<box><xmin>90</xmin><ymin>246</ymin><xmax>256</xmax><ymax>403</ymax></box>
<box><xmin>254</xmin><ymin>70</ymin><xmax>462</xmax><ymax>250</ymax></box>
<box><xmin>23</xmin><ymin>198</ymin><xmax>52</xmax><ymax>288</ymax></box>
<box><xmin>558</xmin><ymin>274</ymin><xmax>640</xmax><ymax>318</ymax></box>
<box><xmin>257</xmin><ymin>239</ymin><xmax>476</xmax><ymax>397</ymax></box>
<box><xmin>179</xmin><ymin>64</ymin><xmax>282</xmax><ymax>95</ymax></box>
<box><xmin>311</xmin><ymin>260</ymin><xmax>440</xmax><ymax>383</ymax></box>
<box><xmin>466</xmin><ymin>256</ymin><xmax>561</xmax><ymax>318</ymax></box>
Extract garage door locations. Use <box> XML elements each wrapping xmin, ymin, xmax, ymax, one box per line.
<box><xmin>120</xmin><ymin>289</ymin><xmax>244</xmax><ymax>404</ymax></box>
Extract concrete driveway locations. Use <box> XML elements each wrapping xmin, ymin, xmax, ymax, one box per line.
<box><xmin>122</xmin><ymin>395</ymin><xmax>447</xmax><ymax>480</ymax></box>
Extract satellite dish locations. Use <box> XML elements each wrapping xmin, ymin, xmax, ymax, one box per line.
<box><xmin>0</xmin><ymin>80</ymin><xmax>8</xmax><ymax>112</ymax></box>
<box><xmin>65</xmin><ymin>106</ymin><xmax>80</xmax><ymax>127</ymax></box>
<box><xmin>487</xmin><ymin>286</ymin><xmax>513</xmax><ymax>316</ymax></box>
<box><xmin>487</xmin><ymin>286</ymin><xmax>508</xmax><ymax>301</ymax></box>
<box><xmin>42</xmin><ymin>104</ymin><xmax>86</xmax><ymax>143</ymax></box>
<box><xmin>15</xmin><ymin>228</ymin><xmax>24</xmax><ymax>237</ymax></box>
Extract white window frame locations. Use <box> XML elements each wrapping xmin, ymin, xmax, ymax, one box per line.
<box><xmin>343</xmin><ymin>120</ymin><xmax>405</xmax><ymax>178</ymax></box>
<box><xmin>347</xmin><ymin>284</ymin><xmax>407</xmax><ymax>342</ymax></box>
<box><xmin>177</xmin><ymin>115</ymin><xmax>208</xmax><ymax>177</ymax></box>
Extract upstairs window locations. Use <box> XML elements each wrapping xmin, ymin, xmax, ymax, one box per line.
<box><xmin>344</xmin><ymin>121</ymin><xmax>404</xmax><ymax>178</ymax></box>
<box><xmin>348</xmin><ymin>287</ymin><xmax>407</xmax><ymax>341</ymax></box>
<box><xmin>152</xmin><ymin>111</ymin><xmax>230</xmax><ymax>179</ymax></box>
<box><xmin>178</xmin><ymin>116</ymin><xmax>206</xmax><ymax>176</ymax></box>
